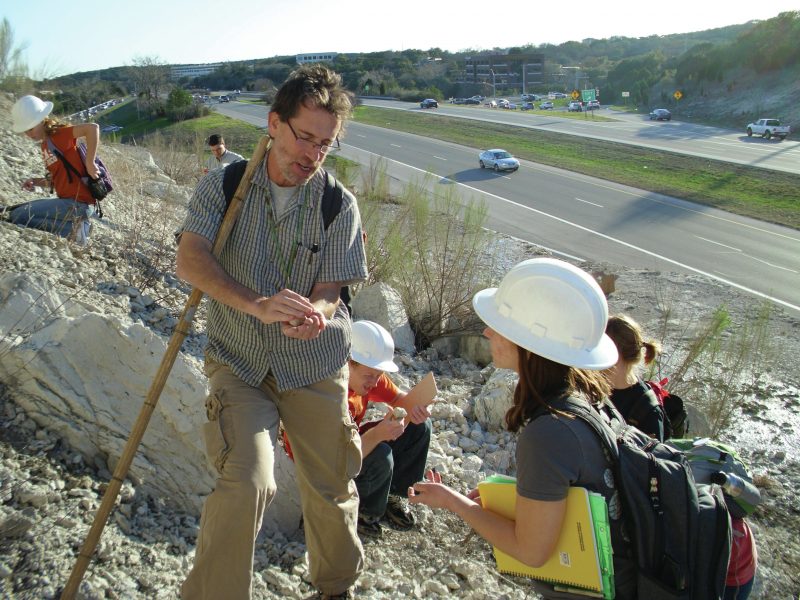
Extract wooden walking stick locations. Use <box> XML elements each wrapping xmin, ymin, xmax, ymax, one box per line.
<box><xmin>61</xmin><ymin>135</ymin><xmax>272</xmax><ymax>599</ymax></box>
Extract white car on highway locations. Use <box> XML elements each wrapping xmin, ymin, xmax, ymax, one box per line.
<box><xmin>479</xmin><ymin>149</ymin><xmax>520</xmax><ymax>173</ymax></box>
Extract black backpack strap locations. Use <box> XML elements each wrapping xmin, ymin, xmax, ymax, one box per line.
<box><xmin>321</xmin><ymin>170</ymin><xmax>344</xmax><ymax>231</ymax></box>
<box><xmin>222</xmin><ymin>159</ymin><xmax>249</xmax><ymax>209</ymax></box>
<box><xmin>46</xmin><ymin>138</ymin><xmax>84</xmax><ymax>184</ymax></box>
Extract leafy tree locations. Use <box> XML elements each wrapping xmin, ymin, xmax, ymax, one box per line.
<box><xmin>166</xmin><ymin>87</ymin><xmax>193</xmax><ymax>121</ymax></box>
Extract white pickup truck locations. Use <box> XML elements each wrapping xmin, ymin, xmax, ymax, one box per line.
<box><xmin>746</xmin><ymin>118</ymin><xmax>790</xmax><ymax>140</ymax></box>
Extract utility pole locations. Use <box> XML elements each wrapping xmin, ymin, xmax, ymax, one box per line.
<box><xmin>489</xmin><ymin>69</ymin><xmax>497</xmax><ymax>99</ymax></box>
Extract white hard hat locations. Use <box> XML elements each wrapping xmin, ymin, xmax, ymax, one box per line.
<box><xmin>351</xmin><ymin>321</ymin><xmax>399</xmax><ymax>372</ymax></box>
<box><xmin>11</xmin><ymin>95</ymin><xmax>54</xmax><ymax>133</ymax></box>
<box><xmin>473</xmin><ymin>258</ymin><xmax>618</xmax><ymax>370</ymax></box>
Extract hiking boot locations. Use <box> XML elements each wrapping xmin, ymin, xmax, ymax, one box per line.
<box><xmin>385</xmin><ymin>494</ymin><xmax>415</xmax><ymax>529</ymax></box>
<box><xmin>305</xmin><ymin>589</ymin><xmax>354</xmax><ymax>600</ymax></box>
<box><xmin>357</xmin><ymin>513</ymin><xmax>383</xmax><ymax>538</ymax></box>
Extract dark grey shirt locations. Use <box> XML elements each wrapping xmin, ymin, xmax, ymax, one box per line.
<box><xmin>182</xmin><ymin>155</ymin><xmax>368</xmax><ymax>391</ymax></box>
<box><xmin>516</xmin><ymin>395</ymin><xmax>636</xmax><ymax>600</ymax></box>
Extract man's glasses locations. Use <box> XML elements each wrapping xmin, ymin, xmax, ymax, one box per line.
<box><xmin>285</xmin><ymin>119</ymin><xmax>340</xmax><ymax>155</ymax></box>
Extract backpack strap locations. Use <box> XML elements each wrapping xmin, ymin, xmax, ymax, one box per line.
<box><xmin>321</xmin><ymin>170</ymin><xmax>344</xmax><ymax>230</ymax></box>
<box><xmin>223</xmin><ymin>162</ymin><xmax>343</xmax><ymax>231</ymax></box>
<box><xmin>46</xmin><ymin>138</ymin><xmax>84</xmax><ymax>184</ymax></box>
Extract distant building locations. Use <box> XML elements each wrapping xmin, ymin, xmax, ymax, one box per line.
<box><xmin>170</xmin><ymin>63</ymin><xmax>223</xmax><ymax>81</ymax></box>
<box><xmin>457</xmin><ymin>53</ymin><xmax>545</xmax><ymax>94</ymax></box>
<box><xmin>296</xmin><ymin>53</ymin><xmax>338</xmax><ymax>65</ymax></box>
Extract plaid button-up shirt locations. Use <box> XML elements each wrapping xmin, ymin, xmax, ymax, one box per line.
<box><xmin>182</xmin><ymin>155</ymin><xmax>368</xmax><ymax>391</ymax></box>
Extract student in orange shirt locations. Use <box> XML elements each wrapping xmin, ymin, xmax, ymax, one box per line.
<box><xmin>285</xmin><ymin>320</ymin><xmax>432</xmax><ymax>538</ymax></box>
<box><xmin>9</xmin><ymin>95</ymin><xmax>101</xmax><ymax>246</ymax></box>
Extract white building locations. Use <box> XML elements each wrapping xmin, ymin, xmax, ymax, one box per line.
<box><xmin>295</xmin><ymin>53</ymin><xmax>338</xmax><ymax>65</ymax></box>
<box><xmin>170</xmin><ymin>63</ymin><xmax>223</xmax><ymax>81</ymax></box>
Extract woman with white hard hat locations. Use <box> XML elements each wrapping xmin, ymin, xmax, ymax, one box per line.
<box><xmin>284</xmin><ymin>320</ymin><xmax>433</xmax><ymax>539</ymax></box>
<box><xmin>7</xmin><ymin>95</ymin><xmax>102</xmax><ymax>245</ymax></box>
<box><xmin>409</xmin><ymin>258</ymin><xmax>636</xmax><ymax>599</ymax></box>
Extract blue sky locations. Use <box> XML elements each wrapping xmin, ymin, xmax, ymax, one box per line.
<box><xmin>4</xmin><ymin>1</ymin><xmax>798</xmax><ymax>77</ymax></box>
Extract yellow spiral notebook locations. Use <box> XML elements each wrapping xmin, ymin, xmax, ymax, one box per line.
<box><xmin>478</xmin><ymin>476</ymin><xmax>615</xmax><ymax>599</ymax></box>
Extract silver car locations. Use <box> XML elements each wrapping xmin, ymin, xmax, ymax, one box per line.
<box><xmin>479</xmin><ymin>149</ymin><xmax>520</xmax><ymax>173</ymax></box>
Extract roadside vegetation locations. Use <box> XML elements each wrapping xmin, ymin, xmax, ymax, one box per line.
<box><xmin>353</xmin><ymin>105</ymin><xmax>800</xmax><ymax>229</ymax></box>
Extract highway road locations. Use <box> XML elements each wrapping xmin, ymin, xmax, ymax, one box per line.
<box><xmin>216</xmin><ymin>101</ymin><xmax>800</xmax><ymax>314</ymax></box>
<box><xmin>361</xmin><ymin>99</ymin><xmax>800</xmax><ymax>176</ymax></box>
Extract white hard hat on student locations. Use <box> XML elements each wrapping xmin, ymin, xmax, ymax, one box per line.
<box><xmin>11</xmin><ymin>95</ymin><xmax>54</xmax><ymax>133</ymax></box>
<box><xmin>473</xmin><ymin>258</ymin><xmax>617</xmax><ymax>370</ymax></box>
<box><xmin>351</xmin><ymin>320</ymin><xmax>399</xmax><ymax>373</ymax></box>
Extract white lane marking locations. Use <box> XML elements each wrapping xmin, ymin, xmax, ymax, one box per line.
<box><xmin>353</xmin><ymin>119</ymin><xmax>800</xmax><ymax>244</ymax></box>
<box><xmin>575</xmin><ymin>197</ymin><xmax>603</xmax><ymax>208</ymax></box>
<box><xmin>433</xmin><ymin>156</ymin><xmax>447</xmax><ymax>161</ymax></box>
<box><xmin>343</xmin><ymin>143</ymin><xmax>800</xmax><ymax>314</ymax></box>
<box><xmin>356</xmin><ymin>134</ymin><xmax>366</xmax><ymax>138</ymax></box>
<box><xmin>696</xmin><ymin>236</ymin><xmax>797</xmax><ymax>272</ymax></box>
<box><xmin>696</xmin><ymin>236</ymin><xmax>741</xmax><ymax>252</ymax></box>
<box><xmin>390</xmin><ymin>143</ymin><xmax>402</xmax><ymax>148</ymax></box>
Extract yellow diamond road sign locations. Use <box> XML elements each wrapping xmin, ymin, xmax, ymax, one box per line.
<box><xmin>674</xmin><ymin>90</ymin><xmax>683</xmax><ymax>100</ymax></box>
<box><xmin>571</xmin><ymin>90</ymin><xmax>580</xmax><ymax>100</ymax></box>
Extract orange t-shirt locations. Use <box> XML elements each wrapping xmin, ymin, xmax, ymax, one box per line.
<box><xmin>283</xmin><ymin>373</ymin><xmax>401</xmax><ymax>460</ymax></box>
<box><xmin>42</xmin><ymin>127</ymin><xmax>94</xmax><ymax>203</ymax></box>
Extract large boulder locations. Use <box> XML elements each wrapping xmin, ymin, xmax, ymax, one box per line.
<box><xmin>473</xmin><ymin>368</ymin><xmax>517</xmax><ymax>431</ymax></box>
<box><xmin>0</xmin><ymin>271</ymin><xmax>301</xmax><ymax>533</ymax></box>
<box><xmin>351</xmin><ymin>283</ymin><xmax>415</xmax><ymax>354</ymax></box>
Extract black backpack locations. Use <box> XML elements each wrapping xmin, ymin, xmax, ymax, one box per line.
<box><xmin>561</xmin><ymin>399</ymin><xmax>731</xmax><ymax>600</ymax></box>
<box><xmin>627</xmin><ymin>378</ymin><xmax>690</xmax><ymax>440</ymax></box>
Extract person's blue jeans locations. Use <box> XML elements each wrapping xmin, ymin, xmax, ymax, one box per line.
<box><xmin>724</xmin><ymin>577</ymin><xmax>754</xmax><ymax>600</ymax></box>
<box><xmin>356</xmin><ymin>419</ymin><xmax>431</xmax><ymax>519</ymax></box>
<box><xmin>10</xmin><ymin>197</ymin><xmax>95</xmax><ymax>245</ymax></box>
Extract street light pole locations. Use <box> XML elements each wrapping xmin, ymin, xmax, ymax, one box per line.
<box><xmin>489</xmin><ymin>68</ymin><xmax>496</xmax><ymax>100</ymax></box>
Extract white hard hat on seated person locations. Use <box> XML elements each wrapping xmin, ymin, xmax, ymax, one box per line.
<box><xmin>351</xmin><ymin>320</ymin><xmax>399</xmax><ymax>373</ymax></box>
<box><xmin>11</xmin><ymin>95</ymin><xmax>54</xmax><ymax>133</ymax></box>
<box><xmin>472</xmin><ymin>258</ymin><xmax>618</xmax><ymax>370</ymax></box>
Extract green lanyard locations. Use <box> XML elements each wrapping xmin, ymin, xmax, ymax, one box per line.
<box><xmin>265</xmin><ymin>183</ymin><xmax>309</xmax><ymax>289</ymax></box>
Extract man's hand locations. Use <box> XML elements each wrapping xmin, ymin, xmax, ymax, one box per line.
<box><xmin>280</xmin><ymin>309</ymin><xmax>327</xmax><ymax>340</ymax></box>
<box><xmin>253</xmin><ymin>289</ymin><xmax>315</xmax><ymax>326</ymax></box>
<box><xmin>22</xmin><ymin>178</ymin><xmax>39</xmax><ymax>191</ymax></box>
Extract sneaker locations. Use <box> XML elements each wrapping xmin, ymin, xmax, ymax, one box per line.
<box><xmin>357</xmin><ymin>513</ymin><xmax>383</xmax><ymax>538</ymax></box>
<box><xmin>385</xmin><ymin>494</ymin><xmax>415</xmax><ymax>529</ymax></box>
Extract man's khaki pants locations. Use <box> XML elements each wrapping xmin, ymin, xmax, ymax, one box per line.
<box><xmin>181</xmin><ymin>361</ymin><xmax>364</xmax><ymax>599</ymax></box>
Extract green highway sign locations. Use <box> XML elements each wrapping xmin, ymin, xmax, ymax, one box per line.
<box><xmin>581</xmin><ymin>89</ymin><xmax>596</xmax><ymax>102</ymax></box>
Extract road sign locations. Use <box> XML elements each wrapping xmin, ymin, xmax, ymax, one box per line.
<box><xmin>673</xmin><ymin>90</ymin><xmax>683</xmax><ymax>100</ymax></box>
<box><xmin>581</xmin><ymin>89</ymin><xmax>596</xmax><ymax>102</ymax></box>
<box><xmin>571</xmin><ymin>90</ymin><xmax>580</xmax><ymax>100</ymax></box>
<box><xmin>621</xmin><ymin>91</ymin><xmax>630</xmax><ymax>97</ymax></box>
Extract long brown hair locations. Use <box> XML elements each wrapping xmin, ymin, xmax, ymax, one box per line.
<box><xmin>505</xmin><ymin>346</ymin><xmax>612</xmax><ymax>432</ymax></box>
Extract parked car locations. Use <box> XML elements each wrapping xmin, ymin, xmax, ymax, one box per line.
<box><xmin>497</xmin><ymin>98</ymin><xmax>509</xmax><ymax>108</ymax></box>
<box><xmin>503</xmin><ymin>102</ymin><xmax>518</xmax><ymax>110</ymax></box>
<box><xmin>521</xmin><ymin>93</ymin><xmax>540</xmax><ymax>101</ymax></box>
<box><xmin>649</xmin><ymin>108</ymin><xmax>671</xmax><ymax>121</ymax></box>
<box><xmin>520</xmin><ymin>102</ymin><xmax>535</xmax><ymax>111</ymax></box>
<box><xmin>464</xmin><ymin>98</ymin><xmax>481</xmax><ymax>105</ymax></box>
<box><xmin>539</xmin><ymin>101</ymin><xmax>554</xmax><ymax>110</ymax></box>
<box><xmin>585</xmin><ymin>100</ymin><xmax>601</xmax><ymax>110</ymax></box>
<box><xmin>479</xmin><ymin>149</ymin><xmax>520</xmax><ymax>173</ymax></box>
<box><xmin>420</xmin><ymin>98</ymin><xmax>438</xmax><ymax>109</ymax></box>
<box><xmin>218</xmin><ymin>95</ymin><xmax>230</xmax><ymax>103</ymax></box>
<box><xmin>484</xmin><ymin>100</ymin><xmax>498</xmax><ymax>108</ymax></box>
<box><xmin>567</xmin><ymin>101</ymin><xmax>583</xmax><ymax>112</ymax></box>
<box><xmin>451</xmin><ymin>98</ymin><xmax>466</xmax><ymax>104</ymax></box>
